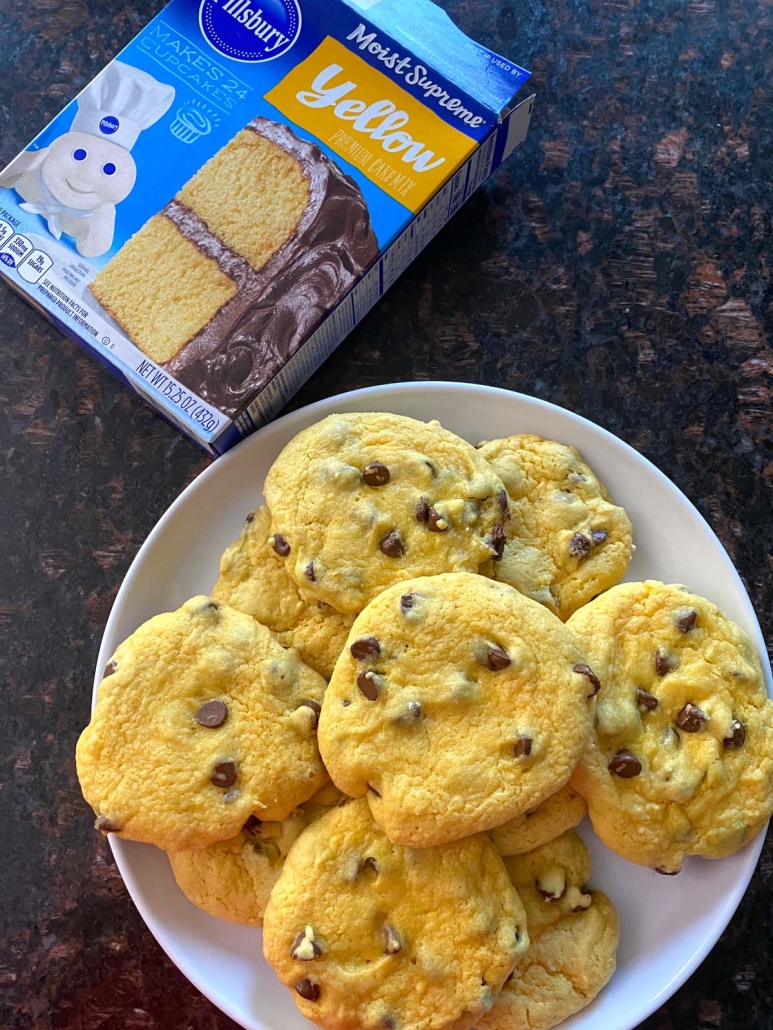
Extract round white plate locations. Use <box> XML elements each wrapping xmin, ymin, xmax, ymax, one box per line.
<box><xmin>96</xmin><ymin>382</ymin><xmax>771</xmax><ymax>1030</ymax></box>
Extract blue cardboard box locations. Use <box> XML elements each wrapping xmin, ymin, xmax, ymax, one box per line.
<box><xmin>0</xmin><ymin>0</ymin><xmax>533</xmax><ymax>454</ymax></box>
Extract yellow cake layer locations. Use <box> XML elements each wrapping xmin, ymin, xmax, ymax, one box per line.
<box><xmin>91</xmin><ymin>215</ymin><xmax>237</xmax><ymax>364</ymax></box>
<box><xmin>177</xmin><ymin>127</ymin><xmax>310</xmax><ymax>273</ymax></box>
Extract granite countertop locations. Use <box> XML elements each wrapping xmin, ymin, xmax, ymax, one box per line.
<box><xmin>1</xmin><ymin>0</ymin><xmax>771</xmax><ymax>1027</ymax></box>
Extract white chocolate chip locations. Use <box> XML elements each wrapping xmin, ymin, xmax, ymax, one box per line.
<box><xmin>536</xmin><ymin>865</ymin><xmax>566</xmax><ymax>901</ymax></box>
<box><xmin>291</xmin><ymin>925</ymin><xmax>321</xmax><ymax>961</ymax></box>
<box><xmin>381</xmin><ymin>923</ymin><xmax>402</xmax><ymax>955</ymax></box>
<box><xmin>566</xmin><ymin>886</ymin><xmax>592</xmax><ymax>911</ymax></box>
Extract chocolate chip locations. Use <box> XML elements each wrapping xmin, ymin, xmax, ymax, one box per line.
<box><xmin>211</xmin><ymin>761</ymin><xmax>237</xmax><ymax>788</ymax></box>
<box><xmin>272</xmin><ymin>533</ymin><xmax>290</xmax><ymax>557</ymax></box>
<box><xmin>244</xmin><ymin>511</ymin><xmax>256</xmax><ymax>524</ymax></box>
<box><xmin>362</xmin><ymin>461</ymin><xmax>390</xmax><ymax>487</ymax></box>
<box><xmin>480</xmin><ymin>645</ymin><xmax>511</xmax><ymax>671</ymax></box>
<box><xmin>243</xmin><ymin>815</ymin><xmax>262</xmax><ymax>835</ymax></box>
<box><xmin>674</xmin><ymin>609</ymin><xmax>697</xmax><ymax>633</ymax></box>
<box><xmin>350</xmin><ymin>636</ymin><xmax>381</xmax><ymax>660</ymax></box>
<box><xmin>304</xmin><ymin>562</ymin><xmax>316</xmax><ymax>582</ymax></box>
<box><xmin>379</xmin><ymin>530</ymin><xmax>405</xmax><ymax>558</ymax></box>
<box><xmin>425</xmin><ymin>460</ymin><xmax>437</xmax><ymax>477</ymax></box>
<box><xmin>675</xmin><ymin>703</ymin><xmax>707</xmax><ymax>733</ymax></box>
<box><xmin>406</xmin><ymin>701</ymin><xmax>422</xmax><ymax>720</ymax></box>
<box><xmin>204</xmin><ymin>600</ymin><xmax>220</xmax><ymax>611</ymax></box>
<box><xmin>490</xmin><ymin>522</ymin><xmax>506</xmax><ymax>560</ymax></box>
<box><xmin>636</xmin><ymin>688</ymin><xmax>659</xmax><ymax>712</ymax></box>
<box><xmin>103</xmin><ymin>660</ymin><xmax>117</xmax><ymax>678</ymax></box>
<box><xmin>358</xmin><ymin>671</ymin><xmax>381</xmax><ymax>701</ymax></box>
<box><xmin>723</xmin><ymin>719</ymin><xmax>746</xmax><ymax>750</ymax></box>
<box><xmin>342</xmin><ymin>699</ymin><xmax>352</xmax><ymax>707</ymax></box>
<box><xmin>415</xmin><ymin>497</ymin><xmax>430</xmax><ymax>523</ymax></box>
<box><xmin>381</xmin><ymin>923</ymin><xmax>402</xmax><ymax>955</ymax></box>
<box><xmin>427</xmin><ymin>507</ymin><xmax>449</xmax><ymax>532</ymax></box>
<box><xmin>654</xmin><ymin>649</ymin><xmax>675</xmax><ymax>676</ymax></box>
<box><xmin>361</xmin><ymin>856</ymin><xmax>379</xmax><ymax>876</ymax></box>
<box><xmin>568</xmin><ymin>532</ymin><xmax>591</xmax><ymax>559</ymax></box>
<box><xmin>368</xmin><ymin>784</ymin><xmax>381</xmax><ymax>797</ymax></box>
<box><xmin>94</xmin><ymin>815</ymin><xmax>120</xmax><ymax>834</ymax></box>
<box><xmin>295</xmin><ymin>979</ymin><xmax>320</xmax><ymax>1002</ymax></box>
<box><xmin>291</xmin><ymin>926</ymin><xmax>322</xmax><ymax>961</ymax></box>
<box><xmin>496</xmin><ymin>489</ymin><xmax>508</xmax><ymax>512</ymax></box>
<box><xmin>573</xmin><ymin>663</ymin><xmax>601</xmax><ymax>696</ymax></box>
<box><xmin>591</xmin><ymin>529</ymin><xmax>608</xmax><ymax>545</ymax></box>
<box><xmin>299</xmin><ymin>700</ymin><xmax>322</xmax><ymax>730</ymax></box>
<box><xmin>195</xmin><ymin>700</ymin><xmax>228</xmax><ymax>728</ymax></box>
<box><xmin>608</xmin><ymin>750</ymin><xmax>642</xmax><ymax>778</ymax></box>
<box><xmin>513</xmin><ymin>736</ymin><xmax>532</xmax><ymax>757</ymax></box>
<box><xmin>400</xmin><ymin>593</ymin><xmax>416</xmax><ymax>612</ymax></box>
<box><xmin>655</xmin><ymin>867</ymin><xmax>680</xmax><ymax>876</ymax></box>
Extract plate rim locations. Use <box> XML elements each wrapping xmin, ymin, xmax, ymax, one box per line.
<box><xmin>94</xmin><ymin>380</ymin><xmax>770</xmax><ymax>1030</ymax></box>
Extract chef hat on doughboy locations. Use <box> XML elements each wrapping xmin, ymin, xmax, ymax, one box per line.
<box><xmin>70</xmin><ymin>61</ymin><xmax>175</xmax><ymax>152</ymax></box>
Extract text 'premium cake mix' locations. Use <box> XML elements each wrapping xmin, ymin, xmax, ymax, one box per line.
<box><xmin>0</xmin><ymin>0</ymin><xmax>533</xmax><ymax>453</ymax></box>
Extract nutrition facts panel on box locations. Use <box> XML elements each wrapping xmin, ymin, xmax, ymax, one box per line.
<box><xmin>379</xmin><ymin>146</ymin><xmax>494</xmax><ymax>295</ymax></box>
<box><xmin>245</xmin><ymin>293</ymin><xmax>360</xmax><ymax>432</ymax></box>
<box><xmin>0</xmin><ymin>222</ymin><xmax>54</xmax><ymax>284</ymax></box>
<box><xmin>352</xmin><ymin>263</ymin><xmax>381</xmax><ymax>322</ymax></box>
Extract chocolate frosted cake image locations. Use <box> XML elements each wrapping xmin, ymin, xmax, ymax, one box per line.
<box><xmin>91</xmin><ymin>118</ymin><xmax>379</xmax><ymax>416</ymax></box>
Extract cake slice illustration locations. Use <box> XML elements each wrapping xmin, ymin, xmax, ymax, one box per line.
<box><xmin>91</xmin><ymin>118</ymin><xmax>378</xmax><ymax>416</ymax></box>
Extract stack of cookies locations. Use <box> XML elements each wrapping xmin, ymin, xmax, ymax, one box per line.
<box><xmin>76</xmin><ymin>412</ymin><xmax>773</xmax><ymax>1030</ymax></box>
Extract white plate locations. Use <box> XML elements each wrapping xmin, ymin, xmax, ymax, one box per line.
<box><xmin>96</xmin><ymin>382</ymin><xmax>772</xmax><ymax>1030</ymax></box>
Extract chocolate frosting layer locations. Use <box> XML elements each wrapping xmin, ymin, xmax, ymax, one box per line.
<box><xmin>163</xmin><ymin>118</ymin><xmax>379</xmax><ymax>417</ymax></box>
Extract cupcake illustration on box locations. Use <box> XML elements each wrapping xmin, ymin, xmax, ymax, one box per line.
<box><xmin>0</xmin><ymin>61</ymin><xmax>174</xmax><ymax>258</ymax></box>
<box><xmin>171</xmin><ymin>103</ymin><xmax>216</xmax><ymax>144</ymax></box>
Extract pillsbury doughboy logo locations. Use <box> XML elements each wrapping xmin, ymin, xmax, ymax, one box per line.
<box><xmin>199</xmin><ymin>0</ymin><xmax>302</xmax><ymax>63</ymax></box>
<box><xmin>99</xmin><ymin>115</ymin><xmax>120</xmax><ymax>135</ymax></box>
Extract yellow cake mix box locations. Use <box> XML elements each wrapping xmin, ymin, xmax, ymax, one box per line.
<box><xmin>0</xmin><ymin>0</ymin><xmax>533</xmax><ymax>453</ymax></box>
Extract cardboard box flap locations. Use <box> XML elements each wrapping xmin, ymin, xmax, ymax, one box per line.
<box><xmin>340</xmin><ymin>0</ymin><xmax>530</xmax><ymax>121</ymax></box>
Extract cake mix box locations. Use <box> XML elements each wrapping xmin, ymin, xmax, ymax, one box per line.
<box><xmin>0</xmin><ymin>0</ymin><xmax>533</xmax><ymax>454</ymax></box>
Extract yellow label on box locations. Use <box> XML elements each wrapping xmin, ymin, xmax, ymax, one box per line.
<box><xmin>266</xmin><ymin>36</ymin><xmax>478</xmax><ymax>213</ymax></box>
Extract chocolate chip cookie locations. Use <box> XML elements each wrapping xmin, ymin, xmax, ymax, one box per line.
<box><xmin>488</xmin><ymin>784</ymin><xmax>587</xmax><ymax>858</ymax></box>
<box><xmin>478</xmin><ymin>831</ymin><xmax>619</xmax><ymax>1030</ymax></box>
<box><xmin>568</xmin><ymin>581</ymin><xmax>773</xmax><ymax>872</ymax></box>
<box><xmin>318</xmin><ymin>573</ymin><xmax>596</xmax><ymax>848</ymax></box>
<box><xmin>76</xmin><ymin>597</ymin><xmax>328</xmax><ymax>851</ymax></box>
<box><xmin>263</xmin><ymin>412</ymin><xmax>508</xmax><ymax>613</ymax></box>
<box><xmin>262</xmin><ymin>797</ymin><xmax>529</xmax><ymax>1030</ymax></box>
<box><xmin>213</xmin><ymin>506</ymin><xmax>354</xmax><ymax>679</ymax></box>
<box><xmin>168</xmin><ymin>782</ymin><xmax>344</xmax><ymax>926</ymax></box>
<box><xmin>479</xmin><ymin>435</ymin><xmax>633</xmax><ymax>620</ymax></box>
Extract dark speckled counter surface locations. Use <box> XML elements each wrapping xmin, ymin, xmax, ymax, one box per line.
<box><xmin>1</xmin><ymin>0</ymin><xmax>772</xmax><ymax>1027</ymax></box>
